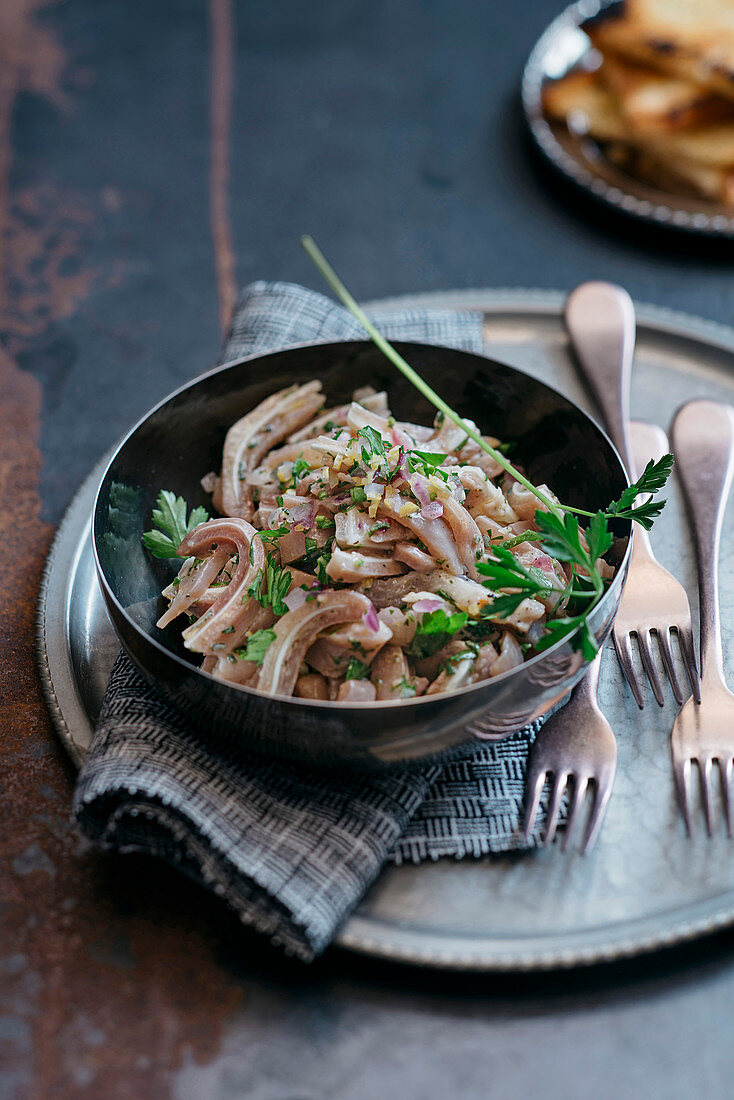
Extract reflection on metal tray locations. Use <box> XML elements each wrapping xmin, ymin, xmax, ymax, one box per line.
<box><xmin>522</xmin><ymin>0</ymin><xmax>734</xmax><ymax>238</ymax></box>
<box><xmin>37</xmin><ymin>288</ymin><xmax>734</xmax><ymax>971</ymax></box>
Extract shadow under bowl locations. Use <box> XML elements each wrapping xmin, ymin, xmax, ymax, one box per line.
<box><xmin>93</xmin><ymin>340</ymin><xmax>630</xmax><ymax>771</ymax></box>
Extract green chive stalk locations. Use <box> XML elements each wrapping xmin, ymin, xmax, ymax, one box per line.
<box><xmin>301</xmin><ymin>235</ymin><xmax>564</xmax><ymax>521</ymax></box>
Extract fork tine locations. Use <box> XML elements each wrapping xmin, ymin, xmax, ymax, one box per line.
<box><xmin>722</xmin><ymin>758</ymin><xmax>733</xmax><ymax>839</ymax></box>
<box><xmin>673</xmin><ymin>754</ymin><xmax>693</xmax><ymax>835</ymax></box>
<box><xmin>613</xmin><ymin>629</ymin><xmax>644</xmax><ymax>709</ymax></box>
<box><xmin>582</xmin><ymin>774</ymin><xmax>614</xmax><ymax>853</ymax></box>
<box><xmin>522</xmin><ymin>768</ymin><xmax>547</xmax><ymax>842</ymax></box>
<box><xmin>543</xmin><ymin>772</ymin><xmax>568</xmax><ymax>847</ymax></box>
<box><xmin>677</xmin><ymin>626</ymin><xmax>702</xmax><ymax>705</ymax></box>
<box><xmin>699</xmin><ymin>757</ymin><xmax>715</xmax><ymax>837</ymax></box>
<box><xmin>657</xmin><ymin>627</ymin><xmax>684</xmax><ymax>705</ymax></box>
<box><xmin>561</xmin><ymin>775</ymin><xmax>589</xmax><ymax>851</ymax></box>
<box><xmin>637</xmin><ymin>629</ymin><xmax>665</xmax><ymax>707</ymax></box>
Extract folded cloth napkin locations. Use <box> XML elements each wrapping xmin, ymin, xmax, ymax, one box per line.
<box><xmin>74</xmin><ymin>281</ymin><xmax>553</xmax><ymax>962</ymax></box>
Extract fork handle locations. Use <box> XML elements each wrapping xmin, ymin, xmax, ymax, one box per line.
<box><xmin>564</xmin><ymin>282</ymin><xmax>635</xmax><ymax>475</ymax></box>
<box><xmin>628</xmin><ymin>420</ymin><xmax>671</xmax><ymax>563</ymax></box>
<box><xmin>671</xmin><ymin>400</ymin><xmax>734</xmax><ymax>686</ymax></box>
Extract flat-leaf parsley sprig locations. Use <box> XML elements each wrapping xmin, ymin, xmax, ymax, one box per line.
<box><xmin>142</xmin><ymin>490</ymin><xmax>209</xmax><ymax>558</ymax></box>
<box><xmin>301</xmin><ymin>235</ymin><xmax>673</xmax><ymax>659</ymax></box>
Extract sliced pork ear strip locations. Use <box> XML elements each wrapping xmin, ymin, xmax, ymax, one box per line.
<box><xmin>175</xmin><ymin>517</ymin><xmax>269</xmax><ymax>654</ymax></box>
<box><xmin>215</xmin><ymin>381</ymin><xmax>324</xmax><ymax>520</ymax></box>
<box><xmin>256</xmin><ymin>591</ymin><xmax>377</xmax><ymax>697</ymax></box>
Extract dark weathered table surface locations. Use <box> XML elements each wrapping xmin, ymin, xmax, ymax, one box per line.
<box><xmin>3</xmin><ymin>1</ymin><xmax>734</xmax><ymax>1096</ymax></box>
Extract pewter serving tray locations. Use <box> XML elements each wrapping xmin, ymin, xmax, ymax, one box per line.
<box><xmin>38</xmin><ymin>289</ymin><xmax>734</xmax><ymax>971</ymax></box>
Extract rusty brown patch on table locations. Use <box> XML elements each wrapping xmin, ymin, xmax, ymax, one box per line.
<box><xmin>0</xmin><ymin>2</ymin><xmax>244</xmax><ymax>1096</ymax></box>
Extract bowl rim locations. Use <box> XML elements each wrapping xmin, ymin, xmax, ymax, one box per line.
<box><xmin>92</xmin><ymin>338</ymin><xmax>632</xmax><ymax>711</ymax></box>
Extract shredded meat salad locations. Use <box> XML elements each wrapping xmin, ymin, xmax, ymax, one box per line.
<box><xmin>156</xmin><ymin>380</ymin><xmax>596</xmax><ymax>702</ymax></box>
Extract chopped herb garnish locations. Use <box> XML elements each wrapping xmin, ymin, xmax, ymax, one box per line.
<box><xmin>409</xmin><ymin>608</ymin><xmax>468</xmax><ymax>661</ymax></box>
<box><xmin>291</xmin><ymin>456</ymin><xmax>311</xmax><ymax>484</ymax></box>
<box><xmin>142</xmin><ymin>490</ymin><xmax>209</xmax><ymax>559</ymax></box>
<box><xmin>345</xmin><ymin>657</ymin><xmax>370</xmax><ymax>680</ymax></box>
<box><xmin>407</xmin><ymin>450</ymin><xmax>448</xmax><ymax>478</ymax></box>
<box><xmin>496</xmin><ymin>441</ymin><xmax>516</xmax><ymax>456</ymax></box>
<box><xmin>237</xmin><ymin>628</ymin><xmax>276</xmax><ymax>666</ymax></box>
<box><xmin>350</xmin><ymin>486</ymin><xmax>368</xmax><ymax>503</ymax></box>
<box><xmin>442</xmin><ymin>646</ymin><xmax>477</xmax><ymax>675</ymax></box>
<box><xmin>395</xmin><ymin>675</ymin><xmax>417</xmax><ymax>697</ymax></box>
<box><xmin>316</xmin><ymin>515</ymin><xmax>335</xmax><ymax>530</ymax></box>
<box><xmin>221</xmin><ymin>625</ymin><xmax>235</xmax><ymax>634</ymax></box>
<box><xmin>259</xmin><ymin>524</ymin><xmax>290</xmax><ymax>542</ymax></box>
<box><xmin>357</xmin><ymin>424</ymin><xmax>387</xmax><ymax>465</ymax></box>
<box><xmin>249</xmin><ymin>559</ymin><xmax>292</xmax><ymax>616</ymax></box>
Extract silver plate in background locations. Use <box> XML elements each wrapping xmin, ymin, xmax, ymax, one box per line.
<box><xmin>37</xmin><ymin>288</ymin><xmax>734</xmax><ymax>970</ymax></box>
<box><xmin>522</xmin><ymin>0</ymin><xmax>734</xmax><ymax>238</ymax></box>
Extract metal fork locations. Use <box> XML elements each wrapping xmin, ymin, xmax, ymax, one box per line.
<box><xmin>612</xmin><ymin>421</ymin><xmax>700</xmax><ymax>708</ymax></box>
<box><xmin>565</xmin><ymin>281</ymin><xmax>700</xmax><ymax>708</ymax></box>
<box><xmin>670</xmin><ymin>400</ymin><xmax>734</xmax><ymax>836</ymax></box>
<box><xmin>523</xmin><ymin>653</ymin><xmax>616</xmax><ymax>852</ymax></box>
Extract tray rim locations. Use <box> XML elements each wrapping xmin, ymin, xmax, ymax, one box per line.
<box><xmin>37</xmin><ymin>286</ymin><xmax>734</xmax><ymax>972</ymax></box>
<box><xmin>521</xmin><ymin>0</ymin><xmax>734</xmax><ymax>238</ymax></box>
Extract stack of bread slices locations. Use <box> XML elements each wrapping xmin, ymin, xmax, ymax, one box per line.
<box><xmin>543</xmin><ymin>0</ymin><xmax>734</xmax><ymax>204</ymax></box>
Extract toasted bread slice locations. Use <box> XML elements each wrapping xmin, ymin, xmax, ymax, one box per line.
<box><xmin>633</xmin><ymin>147</ymin><xmax>734</xmax><ymax>203</ymax></box>
<box><xmin>587</xmin><ymin>2</ymin><xmax>734</xmax><ymax>101</ymax></box>
<box><xmin>542</xmin><ymin>69</ymin><xmax>627</xmax><ymax>141</ymax></box>
<box><xmin>640</xmin><ymin>123</ymin><xmax>734</xmax><ymax>168</ymax></box>
<box><xmin>599</xmin><ymin>54</ymin><xmax>734</xmax><ymax>133</ymax></box>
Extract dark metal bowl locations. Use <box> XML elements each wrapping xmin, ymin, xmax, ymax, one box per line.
<box><xmin>93</xmin><ymin>340</ymin><xmax>630</xmax><ymax>771</ymax></box>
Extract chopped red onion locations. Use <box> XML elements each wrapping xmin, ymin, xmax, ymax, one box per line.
<box><xmin>412</xmin><ymin>597</ymin><xmax>443</xmax><ymax>614</ymax></box>
<box><xmin>448</xmin><ymin>474</ymin><xmax>465</xmax><ymax>502</ymax></box>
<box><xmin>362</xmin><ymin>603</ymin><xmax>380</xmax><ymax>633</ymax></box>
<box><xmin>287</xmin><ymin>502</ymin><xmax>314</xmax><ymax>529</ymax></box>
<box><xmin>283</xmin><ymin>587</ymin><xmax>308</xmax><ymax>612</ymax></box>
<box><xmin>531</xmin><ymin>553</ymin><xmax>554</xmax><ymax>573</ymax></box>
<box><xmin>420</xmin><ymin>501</ymin><xmax>444</xmax><ymax>519</ymax></box>
<box><xmin>200</xmin><ymin>471</ymin><xmax>218</xmax><ymax>493</ymax></box>
<box><xmin>364</xmin><ymin>482</ymin><xmax>383</xmax><ymax>501</ymax></box>
<box><xmin>411</xmin><ymin>475</ymin><xmax>431</xmax><ymax>508</ymax></box>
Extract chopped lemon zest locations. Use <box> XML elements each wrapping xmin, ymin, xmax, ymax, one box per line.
<box><xmin>399</xmin><ymin>501</ymin><xmax>419</xmax><ymax>517</ymax></box>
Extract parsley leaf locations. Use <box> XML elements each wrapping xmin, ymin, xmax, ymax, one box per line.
<box><xmin>357</xmin><ymin>425</ymin><xmax>386</xmax><ymax>465</ymax></box>
<box><xmin>604</xmin><ymin>454</ymin><xmax>674</xmax><ymax>530</ymax></box>
<box><xmin>142</xmin><ymin>490</ymin><xmax>209</xmax><ymax>558</ymax></box>
<box><xmin>533</xmin><ymin>511</ymin><xmax>590</xmax><ymax>569</ymax></box>
<box><xmin>290</xmin><ymin>456</ymin><xmax>311</xmax><ymax>484</ymax></box>
<box><xmin>345</xmin><ymin>656</ymin><xmax>370</xmax><ymax>680</ymax></box>
<box><xmin>407</xmin><ymin>450</ymin><xmax>448</xmax><ymax>477</ymax></box>
<box><xmin>409</xmin><ymin>608</ymin><xmax>468</xmax><ymax>660</ymax></box>
<box><xmin>535</xmin><ymin>616</ymin><xmax>598</xmax><ymax>662</ymax></box>
<box><xmin>236</xmin><ymin>628</ymin><xmax>276</xmax><ymax>666</ymax></box>
<box><xmin>586</xmin><ymin>510</ymin><xmax>613</xmax><ymax>563</ymax></box>
<box><xmin>258</xmin><ymin>524</ymin><xmax>290</xmax><ymax>542</ymax></box>
<box><xmin>250</xmin><ymin>559</ymin><xmax>292</xmax><ymax>616</ymax></box>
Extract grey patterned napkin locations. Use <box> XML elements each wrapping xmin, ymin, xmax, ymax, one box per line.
<box><xmin>74</xmin><ymin>281</ymin><xmax>550</xmax><ymax>962</ymax></box>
